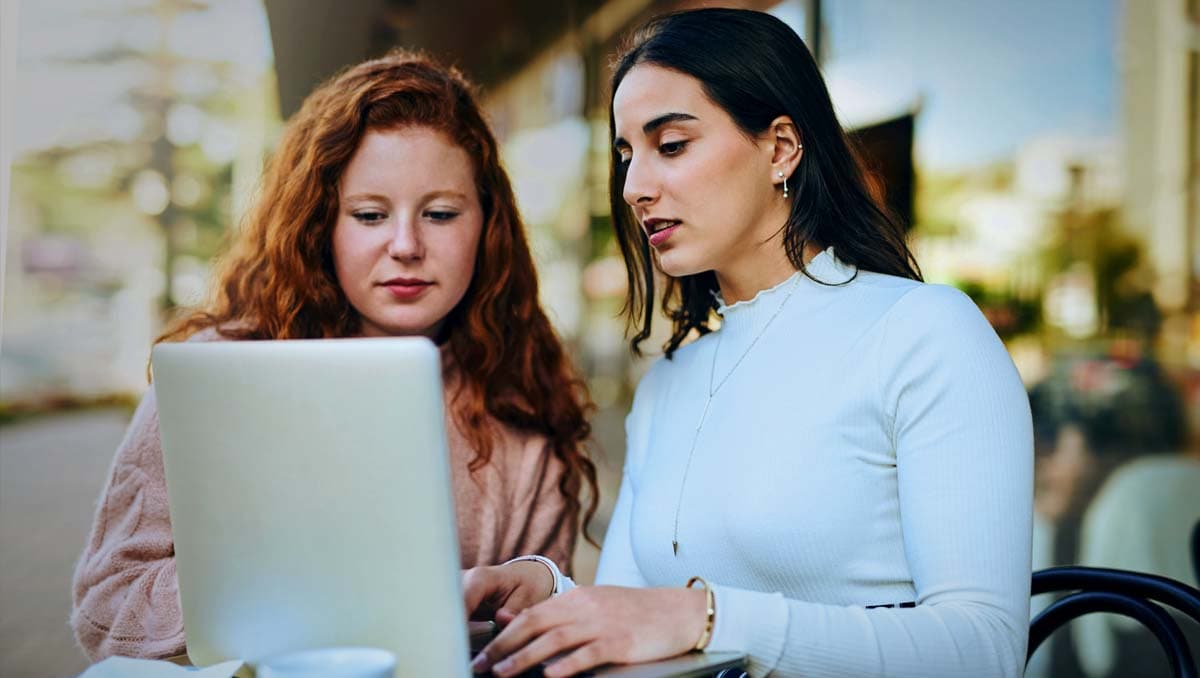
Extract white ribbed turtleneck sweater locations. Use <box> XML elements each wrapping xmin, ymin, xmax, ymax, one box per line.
<box><xmin>595</xmin><ymin>248</ymin><xmax>1034</xmax><ymax>677</ymax></box>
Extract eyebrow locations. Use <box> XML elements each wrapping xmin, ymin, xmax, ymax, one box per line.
<box><xmin>342</xmin><ymin>192</ymin><xmax>390</xmax><ymax>204</ymax></box>
<box><xmin>342</xmin><ymin>190</ymin><xmax>470</xmax><ymax>204</ymax></box>
<box><xmin>613</xmin><ymin>112</ymin><xmax>699</xmax><ymax>150</ymax></box>
<box><xmin>420</xmin><ymin>190</ymin><xmax>471</xmax><ymax>202</ymax></box>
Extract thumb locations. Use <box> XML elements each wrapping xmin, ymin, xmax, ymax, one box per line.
<box><xmin>495</xmin><ymin>607</ymin><xmax>518</xmax><ymax>627</ymax></box>
<box><xmin>462</xmin><ymin>569</ymin><xmax>487</xmax><ymax>618</ymax></box>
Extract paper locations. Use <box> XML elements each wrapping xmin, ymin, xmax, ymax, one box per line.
<box><xmin>79</xmin><ymin>657</ymin><xmax>245</xmax><ymax>677</ymax></box>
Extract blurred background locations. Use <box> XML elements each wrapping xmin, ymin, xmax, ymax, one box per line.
<box><xmin>0</xmin><ymin>0</ymin><xmax>1197</xmax><ymax>676</ymax></box>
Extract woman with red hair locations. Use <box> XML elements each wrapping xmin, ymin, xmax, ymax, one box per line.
<box><xmin>71</xmin><ymin>50</ymin><xmax>597</xmax><ymax>661</ymax></box>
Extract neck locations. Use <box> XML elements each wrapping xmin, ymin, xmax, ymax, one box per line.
<box><xmin>715</xmin><ymin>241</ymin><xmax>824</xmax><ymax>306</ymax></box>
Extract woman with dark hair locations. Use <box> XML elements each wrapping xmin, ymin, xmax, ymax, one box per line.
<box><xmin>71</xmin><ymin>50</ymin><xmax>597</xmax><ymax>661</ymax></box>
<box><xmin>465</xmin><ymin>8</ymin><xmax>1032</xmax><ymax>677</ymax></box>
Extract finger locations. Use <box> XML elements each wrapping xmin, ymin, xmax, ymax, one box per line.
<box><xmin>473</xmin><ymin>600</ymin><xmax>561</xmax><ymax>672</ymax></box>
<box><xmin>495</xmin><ymin>607</ymin><xmax>518</xmax><ymax>626</ymax></box>
<box><xmin>462</xmin><ymin>568</ymin><xmax>488</xmax><ymax>618</ymax></box>
<box><xmin>542</xmin><ymin>641</ymin><xmax>609</xmax><ymax>678</ymax></box>
<box><xmin>490</xmin><ymin>625</ymin><xmax>589</xmax><ymax>678</ymax></box>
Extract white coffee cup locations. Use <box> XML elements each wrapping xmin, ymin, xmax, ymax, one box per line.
<box><xmin>257</xmin><ymin>647</ymin><xmax>397</xmax><ymax>678</ymax></box>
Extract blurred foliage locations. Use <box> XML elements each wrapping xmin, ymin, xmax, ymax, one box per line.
<box><xmin>13</xmin><ymin>0</ymin><xmax>266</xmax><ymax>310</ymax></box>
<box><xmin>1041</xmin><ymin>207</ymin><xmax>1160</xmax><ymax>341</ymax></box>
<box><xmin>958</xmin><ymin>280</ymin><xmax>1042</xmax><ymax>340</ymax></box>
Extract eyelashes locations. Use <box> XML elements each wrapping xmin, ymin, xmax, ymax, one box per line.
<box><xmin>353</xmin><ymin>210</ymin><xmax>387</xmax><ymax>224</ymax></box>
<box><xmin>352</xmin><ymin>210</ymin><xmax>461</xmax><ymax>224</ymax></box>
<box><xmin>425</xmin><ymin>211</ymin><xmax>460</xmax><ymax>222</ymax></box>
<box><xmin>616</xmin><ymin>139</ymin><xmax>690</xmax><ymax>166</ymax></box>
<box><xmin>659</xmin><ymin>140</ymin><xmax>688</xmax><ymax>156</ymax></box>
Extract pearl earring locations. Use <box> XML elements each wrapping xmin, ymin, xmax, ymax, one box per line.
<box><xmin>778</xmin><ymin>171</ymin><xmax>789</xmax><ymax>199</ymax></box>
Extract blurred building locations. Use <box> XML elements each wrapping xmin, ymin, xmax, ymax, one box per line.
<box><xmin>1120</xmin><ymin>0</ymin><xmax>1200</xmax><ymax>363</ymax></box>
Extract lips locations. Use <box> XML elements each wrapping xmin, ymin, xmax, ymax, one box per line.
<box><xmin>642</xmin><ymin>218</ymin><xmax>681</xmax><ymax>247</ymax></box>
<box><xmin>378</xmin><ymin>277</ymin><xmax>433</xmax><ymax>300</ymax></box>
<box><xmin>642</xmin><ymin>218</ymin><xmax>680</xmax><ymax>235</ymax></box>
<box><xmin>380</xmin><ymin>276</ymin><xmax>431</xmax><ymax>286</ymax></box>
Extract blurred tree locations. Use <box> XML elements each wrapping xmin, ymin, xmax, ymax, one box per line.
<box><xmin>14</xmin><ymin>0</ymin><xmax>267</xmax><ymax>314</ymax></box>
<box><xmin>1042</xmin><ymin>201</ymin><xmax>1160</xmax><ymax>345</ymax></box>
<box><xmin>1022</xmin><ymin>160</ymin><xmax>1158</xmax><ymax>356</ymax></box>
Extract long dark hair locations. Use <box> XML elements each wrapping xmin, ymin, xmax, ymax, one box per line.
<box><xmin>609</xmin><ymin>8</ymin><xmax>922</xmax><ymax>357</ymax></box>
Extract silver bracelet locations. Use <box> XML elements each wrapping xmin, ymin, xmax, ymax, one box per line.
<box><xmin>503</xmin><ymin>555</ymin><xmax>576</xmax><ymax>596</ymax></box>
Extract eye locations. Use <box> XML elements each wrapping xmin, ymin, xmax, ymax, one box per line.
<box><xmin>425</xmin><ymin>210</ymin><xmax>460</xmax><ymax>223</ymax></box>
<box><xmin>353</xmin><ymin>210</ymin><xmax>387</xmax><ymax>224</ymax></box>
<box><xmin>659</xmin><ymin>140</ymin><xmax>688</xmax><ymax>156</ymax></box>
<box><xmin>616</xmin><ymin>148</ymin><xmax>632</xmax><ymax>166</ymax></box>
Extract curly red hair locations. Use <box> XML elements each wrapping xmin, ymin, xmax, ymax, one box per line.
<box><xmin>159</xmin><ymin>50</ymin><xmax>598</xmax><ymax>542</ymax></box>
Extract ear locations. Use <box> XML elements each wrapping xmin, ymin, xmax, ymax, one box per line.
<box><xmin>766</xmin><ymin>116</ymin><xmax>803</xmax><ymax>186</ymax></box>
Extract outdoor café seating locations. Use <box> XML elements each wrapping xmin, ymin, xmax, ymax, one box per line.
<box><xmin>1029</xmin><ymin>566</ymin><xmax>1200</xmax><ymax>678</ymax></box>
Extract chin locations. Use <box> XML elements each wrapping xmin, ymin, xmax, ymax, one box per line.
<box><xmin>655</xmin><ymin>249</ymin><xmax>709</xmax><ymax>279</ymax></box>
<box><xmin>362</xmin><ymin>309</ymin><xmax>445</xmax><ymax>339</ymax></box>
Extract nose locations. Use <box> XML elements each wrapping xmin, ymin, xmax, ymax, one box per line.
<box><xmin>386</xmin><ymin>217</ymin><xmax>424</xmax><ymax>261</ymax></box>
<box><xmin>622</xmin><ymin>155</ymin><xmax>659</xmax><ymax>208</ymax></box>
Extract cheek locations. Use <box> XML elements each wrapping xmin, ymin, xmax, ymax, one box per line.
<box><xmin>671</xmin><ymin>147</ymin><xmax>757</xmax><ymax>224</ymax></box>
<box><xmin>331</xmin><ymin>223</ymin><xmax>373</xmax><ymax>286</ymax></box>
<box><xmin>669</xmin><ymin>159</ymin><xmax>714</xmax><ymax>202</ymax></box>
<box><xmin>435</xmin><ymin>222</ymin><xmax>483</xmax><ymax>293</ymax></box>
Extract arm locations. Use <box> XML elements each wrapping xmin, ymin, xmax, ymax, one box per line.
<box><xmin>71</xmin><ymin>387</ymin><xmax>186</xmax><ymax>661</ymax></box>
<box><xmin>592</xmin><ymin>474</ymin><xmax>648</xmax><ymax>588</ymax></box>
<box><xmin>512</xmin><ymin>439</ymin><xmax>576</xmax><ymax>574</ymax></box>
<box><xmin>707</xmin><ymin>285</ymin><xmax>1034</xmax><ymax>677</ymax></box>
<box><xmin>462</xmin><ymin>437</ymin><xmax>581</xmax><ymax>622</ymax></box>
<box><xmin>595</xmin><ymin>361</ymin><xmax>663</xmax><ymax>588</ymax></box>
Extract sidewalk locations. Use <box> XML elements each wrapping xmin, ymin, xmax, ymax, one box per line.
<box><xmin>0</xmin><ymin>408</ymin><xmax>130</xmax><ymax>678</ymax></box>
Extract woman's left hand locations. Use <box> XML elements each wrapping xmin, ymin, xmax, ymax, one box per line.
<box><xmin>471</xmin><ymin>585</ymin><xmax>707</xmax><ymax>677</ymax></box>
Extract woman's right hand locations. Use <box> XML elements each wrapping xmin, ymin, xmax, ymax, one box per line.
<box><xmin>463</xmin><ymin>561</ymin><xmax>556</xmax><ymax>623</ymax></box>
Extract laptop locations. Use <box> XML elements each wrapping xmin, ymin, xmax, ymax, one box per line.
<box><xmin>153</xmin><ymin>337</ymin><xmax>744</xmax><ymax>677</ymax></box>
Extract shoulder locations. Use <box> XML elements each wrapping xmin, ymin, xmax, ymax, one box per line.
<box><xmin>629</xmin><ymin>354</ymin><xmax>671</xmax><ymax>411</ymax></box>
<box><xmin>803</xmin><ymin>268</ymin><xmax>925</xmax><ymax>327</ymax></box>
<box><xmin>873</xmin><ymin>282</ymin><xmax>1019</xmax><ymax>396</ymax></box>
<box><xmin>875</xmin><ymin>283</ymin><xmax>1028</xmax><ymax>422</ymax></box>
<box><xmin>629</xmin><ymin>336</ymin><xmax>709</xmax><ymax>405</ymax></box>
<box><xmin>879</xmin><ymin>281</ymin><xmax>993</xmax><ymax>346</ymax></box>
<box><xmin>850</xmin><ymin>268</ymin><xmax>925</xmax><ymax>296</ymax></box>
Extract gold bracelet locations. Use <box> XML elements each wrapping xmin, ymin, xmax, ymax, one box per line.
<box><xmin>685</xmin><ymin>576</ymin><xmax>715</xmax><ymax>651</ymax></box>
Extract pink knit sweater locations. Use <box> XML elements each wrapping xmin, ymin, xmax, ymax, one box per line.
<box><xmin>70</xmin><ymin>345</ymin><xmax>576</xmax><ymax>662</ymax></box>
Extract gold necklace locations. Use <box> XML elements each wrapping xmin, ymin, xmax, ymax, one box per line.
<box><xmin>671</xmin><ymin>274</ymin><xmax>802</xmax><ymax>556</ymax></box>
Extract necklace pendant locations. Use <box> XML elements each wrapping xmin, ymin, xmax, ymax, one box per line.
<box><xmin>672</xmin><ymin>539</ymin><xmax>679</xmax><ymax>556</ymax></box>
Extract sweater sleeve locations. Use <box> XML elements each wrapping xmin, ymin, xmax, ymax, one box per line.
<box><xmin>70</xmin><ymin>387</ymin><xmax>186</xmax><ymax>661</ymax></box>
<box><xmin>513</xmin><ymin>437</ymin><xmax>578</xmax><ymax>575</ymax></box>
<box><xmin>705</xmin><ymin>284</ymin><xmax>1034</xmax><ymax>677</ymax></box>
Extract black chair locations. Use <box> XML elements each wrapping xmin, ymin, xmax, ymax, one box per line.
<box><xmin>1029</xmin><ymin>566</ymin><xmax>1200</xmax><ymax>678</ymax></box>
<box><xmin>1192</xmin><ymin>519</ymin><xmax>1200</xmax><ymax>586</ymax></box>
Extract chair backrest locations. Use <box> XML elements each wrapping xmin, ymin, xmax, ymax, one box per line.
<box><xmin>1029</xmin><ymin>566</ymin><xmax>1200</xmax><ymax>678</ymax></box>
<box><xmin>1191</xmin><ymin>519</ymin><xmax>1199</xmax><ymax>586</ymax></box>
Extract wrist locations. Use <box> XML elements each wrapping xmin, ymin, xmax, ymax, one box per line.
<box><xmin>502</xmin><ymin>555</ymin><xmax>566</xmax><ymax>600</ymax></box>
<box><xmin>680</xmin><ymin>588</ymin><xmax>707</xmax><ymax>648</ymax></box>
<box><xmin>508</xmin><ymin>561</ymin><xmax>555</xmax><ymax>601</ymax></box>
<box><xmin>684</xmin><ymin>576</ymin><xmax>715</xmax><ymax>651</ymax></box>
